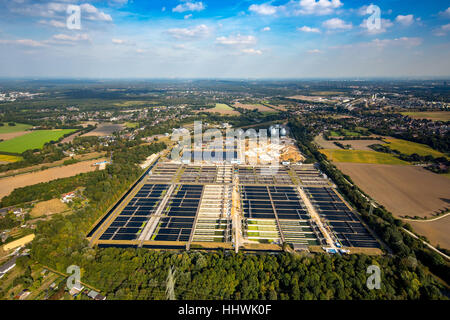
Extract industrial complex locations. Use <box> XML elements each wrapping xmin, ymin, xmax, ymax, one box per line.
<box><xmin>87</xmin><ymin>126</ymin><xmax>381</xmax><ymax>254</ymax></box>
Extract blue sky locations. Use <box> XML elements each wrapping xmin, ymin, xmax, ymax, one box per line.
<box><xmin>0</xmin><ymin>0</ymin><xmax>449</xmax><ymax>78</ymax></box>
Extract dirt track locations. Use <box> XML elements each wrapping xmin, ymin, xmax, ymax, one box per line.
<box><xmin>335</xmin><ymin>163</ymin><xmax>450</xmax><ymax>218</ymax></box>
<box><xmin>0</xmin><ymin>159</ymin><xmax>103</xmax><ymax>200</ymax></box>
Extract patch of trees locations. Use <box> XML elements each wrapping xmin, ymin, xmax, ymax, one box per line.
<box><xmin>0</xmin><ymin>213</ymin><xmax>21</xmax><ymax>230</ymax></box>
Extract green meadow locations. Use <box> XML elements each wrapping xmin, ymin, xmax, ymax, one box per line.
<box><xmin>0</xmin><ymin>129</ymin><xmax>76</xmax><ymax>153</ymax></box>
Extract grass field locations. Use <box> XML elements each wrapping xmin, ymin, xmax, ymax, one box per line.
<box><xmin>196</xmin><ymin>103</ymin><xmax>240</xmax><ymax>115</ymax></box>
<box><xmin>311</xmin><ymin>91</ymin><xmax>344</xmax><ymax>96</ymax></box>
<box><xmin>31</xmin><ymin>199</ymin><xmax>71</xmax><ymax>218</ymax></box>
<box><xmin>214</xmin><ymin>103</ymin><xmax>234</xmax><ymax>111</ymax></box>
<box><xmin>0</xmin><ymin>129</ymin><xmax>76</xmax><ymax>153</ymax></box>
<box><xmin>320</xmin><ymin>149</ymin><xmax>408</xmax><ymax>165</ymax></box>
<box><xmin>382</xmin><ymin>138</ymin><xmax>448</xmax><ymax>158</ymax></box>
<box><xmin>0</xmin><ymin>123</ymin><xmax>32</xmax><ymax>134</ymax></box>
<box><xmin>113</xmin><ymin>100</ymin><xmax>158</xmax><ymax>107</ymax></box>
<box><xmin>329</xmin><ymin>128</ymin><xmax>369</xmax><ymax>137</ymax></box>
<box><xmin>234</xmin><ymin>102</ymin><xmax>276</xmax><ymax>112</ymax></box>
<box><xmin>124</xmin><ymin>122</ymin><xmax>139</xmax><ymax>128</ymax></box>
<box><xmin>0</xmin><ymin>154</ymin><xmax>23</xmax><ymax>163</ymax></box>
<box><xmin>401</xmin><ymin>111</ymin><xmax>450</xmax><ymax>122</ymax></box>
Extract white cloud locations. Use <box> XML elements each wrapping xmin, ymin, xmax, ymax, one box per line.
<box><xmin>261</xmin><ymin>27</ymin><xmax>271</xmax><ymax>32</ymax></box>
<box><xmin>395</xmin><ymin>14</ymin><xmax>414</xmax><ymax>26</ymax></box>
<box><xmin>38</xmin><ymin>19</ymin><xmax>66</xmax><ymax>28</ymax></box>
<box><xmin>297</xmin><ymin>26</ymin><xmax>321</xmax><ymax>33</ymax></box>
<box><xmin>0</xmin><ymin>39</ymin><xmax>45</xmax><ymax>47</ymax></box>
<box><xmin>80</xmin><ymin>4</ymin><xmax>113</xmax><ymax>22</ymax></box>
<box><xmin>296</xmin><ymin>0</ymin><xmax>343</xmax><ymax>16</ymax></box>
<box><xmin>322</xmin><ymin>18</ymin><xmax>352</xmax><ymax>30</ymax></box>
<box><xmin>248</xmin><ymin>0</ymin><xmax>342</xmax><ymax>17</ymax></box>
<box><xmin>307</xmin><ymin>49</ymin><xmax>322</xmax><ymax>54</ymax></box>
<box><xmin>241</xmin><ymin>48</ymin><xmax>263</xmax><ymax>55</ymax></box>
<box><xmin>167</xmin><ymin>24</ymin><xmax>210</xmax><ymax>40</ymax></box>
<box><xmin>438</xmin><ymin>7</ymin><xmax>450</xmax><ymax>18</ymax></box>
<box><xmin>173</xmin><ymin>44</ymin><xmax>186</xmax><ymax>49</ymax></box>
<box><xmin>111</xmin><ymin>38</ymin><xmax>135</xmax><ymax>45</ymax></box>
<box><xmin>52</xmin><ymin>33</ymin><xmax>90</xmax><ymax>42</ymax></box>
<box><xmin>216</xmin><ymin>34</ymin><xmax>257</xmax><ymax>46</ymax></box>
<box><xmin>360</xmin><ymin>18</ymin><xmax>394</xmax><ymax>34</ymax></box>
<box><xmin>367</xmin><ymin>37</ymin><xmax>422</xmax><ymax>48</ymax></box>
<box><xmin>433</xmin><ymin>23</ymin><xmax>450</xmax><ymax>36</ymax></box>
<box><xmin>249</xmin><ymin>3</ymin><xmax>277</xmax><ymax>16</ymax></box>
<box><xmin>184</xmin><ymin>14</ymin><xmax>193</xmax><ymax>19</ymax></box>
<box><xmin>112</xmin><ymin>38</ymin><xmax>125</xmax><ymax>44</ymax></box>
<box><xmin>332</xmin><ymin>37</ymin><xmax>423</xmax><ymax>51</ymax></box>
<box><xmin>173</xmin><ymin>1</ymin><xmax>205</xmax><ymax>13</ymax></box>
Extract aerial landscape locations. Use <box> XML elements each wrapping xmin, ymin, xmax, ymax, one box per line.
<box><xmin>0</xmin><ymin>0</ymin><xmax>449</xmax><ymax>310</ymax></box>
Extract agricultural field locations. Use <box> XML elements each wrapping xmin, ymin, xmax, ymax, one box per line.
<box><xmin>233</xmin><ymin>102</ymin><xmax>275</xmax><ymax>112</ymax></box>
<box><xmin>0</xmin><ymin>158</ymin><xmax>106</xmax><ymax>200</ymax></box>
<box><xmin>0</xmin><ymin>154</ymin><xmax>23</xmax><ymax>164</ymax></box>
<box><xmin>335</xmin><ymin>163</ymin><xmax>450</xmax><ymax>218</ymax></box>
<box><xmin>0</xmin><ymin>123</ymin><xmax>33</xmax><ymax>141</ymax></box>
<box><xmin>0</xmin><ymin>129</ymin><xmax>76</xmax><ymax>154</ymax></box>
<box><xmin>310</xmin><ymin>91</ymin><xmax>345</xmax><ymax>96</ymax></box>
<box><xmin>315</xmin><ymin>134</ymin><xmax>386</xmax><ymax>151</ymax></box>
<box><xmin>0</xmin><ymin>151</ymin><xmax>106</xmax><ymax>178</ymax></box>
<box><xmin>328</xmin><ymin>128</ymin><xmax>370</xmax><ymax>137</ymax></box>
<box><xmin>314</xmin><ymin>134</ymin><xmax>337</xmax><ymax>149</ymax></box>
<box><xmin>30</xmin><ymin>199</ymin><xmax>71</xmax><ymax>218</ymax></box>
<box><xmin>113</xmin><ymin>100</ymin><xmax>158</xmax><ymax>107</ymax></box>
<box><xmin>287</xmin><ymin>95</ymin><xmax>332</xmax><ymax>103</ymax></box>
<box><xmin>124</xmin><ymin>122</ymin><xmax>139</xmax><ymax>128</ymax></box>
<box><xmin>320</xmin><ymin>149</ymin><xmax>408</xmax><ymax>165</ymax></box>
<box><xmin>3</xmin><ymin>234</ymin><xmax>35</xmax><ymax>251</ymax></box>
<box><xmin>195</xmin><ymin>103</ymin><xmax>240</xmax><ymax>116</ymax></box>
<box><xmin>401</xmin><ymin>111</ymin><xmax>450</xmax><ymax>122</ymax></box>
<box><xmin>0</xmin><ymin>123</ymin><xmax>32</xmax><ymax>134</ymax></box>
<box><xmin>82</xmin><ymin>123</ymin><xmax>125</xmax><ymax>137</ymax></box>
<box><xmin>408</xmin><ymin>215</ymin><xmax>450</xmax><ymax>250</ymax></box>
<box><xmin>381</xmin><ymin>138</ymin><xmax>448</xmax><ymax>158</ymax></box>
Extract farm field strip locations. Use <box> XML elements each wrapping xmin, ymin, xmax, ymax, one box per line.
<box><xmin>381</xmin><ymin>138</ymin><xmax>448</xmax><ymax>158</ymax></box>
<box><xmin>0</xmin><ymin>129</ymin><xmax>76</xmax><ymax>153</ymax></box>
<box><xmin>0</xmin><ymin>123</ymin><xmax>32</xmax><ymax>134</ymax></box>
<box><xmin>195</xmin><ymin>103</ymin><xmax>240</xmax><ymax>116</ymax></box>
<box><xmin>0</xmin><ymin>159</ymin><xmax>104</xmax><ymax>200</ymax></box>
<box><xmin>0</xmin><ymin>154</ymin><xmax>23</xmax><ymax>163</ymax></box>
<box><xmin>0</xmin><ymin>152</ymin><xmax>106</xmax><ymax>178</ymax></box>
<box><xmin>401</xmin><ymin>111</ymin><xmax>450</xmax><ymax>122</ymax></box>
<box><xmin>335</xmin><ymin>162</ymin><xmax>450</xmax><ymax>219</ymax></box>
<box><xmin>320</xmin><ymin>149</ymin><xmax>408</xmax><ymax>165</ymax></box>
